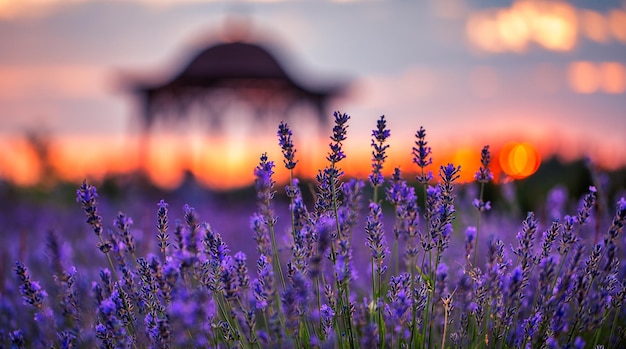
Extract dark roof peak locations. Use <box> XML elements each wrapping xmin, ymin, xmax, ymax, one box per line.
<box><xmin>176</xmin><ymin>41</ymin><xmax>289</xmax><ymax>82</ymax></box>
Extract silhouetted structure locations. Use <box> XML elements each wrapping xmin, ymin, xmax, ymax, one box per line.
<box><xmin>130</xmin><ymin>38</ymin><xmax>344</xmax><ymax>131</ymax></box>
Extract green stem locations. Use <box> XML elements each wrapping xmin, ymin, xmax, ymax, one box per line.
<box><xmin>609</xmin><ymin>307</ymin><xmax>620</xmax><ymax>349</ymax></box>
<box><xmin>441</xmin><ymin>301</ymin><xmax>450</xmax><ymax>349</ymax></box>
<box><xmin>392</xmin><ymin>237</ymin><xmax>399</xmax><ymax>277</ymax></box>
<box><xmin>215</xmin><ymin>294</ymin><xmax>250</xmax><ymax>349</ymax></box>
<box><xmin>98</xmin><ymin>235</ymin><xmax>138</xmax><ymax>349</ymax></box>
<box><xmin>473</xmin><ymin>182</ymin><xmax>485</xmax><ymax>267</ymax></box>
<box><xmin>268</xmin><ymin>220</ymin><xmax>285</xmax><ymax>291</ymax></box>
<box><xmin>409</xmin><ymin>254</ymin><xmax>418</xmax><ymax>348</ymax></box>
<box><xmin>330</xmin><ymin>173</ymin><xmax>356</xmax><ymax>349</ymax></box>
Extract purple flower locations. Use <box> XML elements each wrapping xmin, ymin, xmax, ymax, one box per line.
<box><xmin>385</xmin><ymin>167</ymin><xmax>405</xmax><ymax>206</ymax></box>
<box><xmin>320</xmin><ymin>304</ymin><xmax>334</xmax><ymax>337</ymax></box>
<box><xmin>114</xmin><ymin>212</ymin><xmax>135</xmax><ymax>255</ymax></box>
<box><xmin>605</xmin><ymin>196</ymin><xmax>626</xmax><ymax>246</ymax></box>
<box><xmin>14</xmin><ymin>261</ymin><xmax>47</xmax><ymax>309</ymax></box>
<box><xmin>365</xmin><ymin>202</ymin><xmax>388</xmax><ymax>275</ymax></box>
<box><xmin>576</xmin><ymin>186</ymin><xmax>596</xmax><ymax>225</ymax></box>
<box><xmin>387</xmin><ymin>273</ymin><xmax>412</xmax><ymax>331</ymax></box>
<box><xmin>254</xmin><ymin>153</ymin><xmax>276</xmax><ymax>216</ymax></box>
<box><xmin>234</xmin><ymin>251</ymin><xmax>250</xmax><ymax>291</ymax></box>
<box><xmin>250</xmin><ymin>212</ymin><xmax>271</xmax><ymax>257</ymax></box>
<box><xmin>435</xmin><ymin>262</ymin><xmax>449</xmax><ymax>301</ymax></box>
<box><xmin>202</xmin><ymin>223</ymin><xmax>230</xmax><ymax>264</ymax></box>
<box><xmin>369</xmin><ymin>114</ymin><xmax>390</xmax><ymax>188</ymax></box>
<box><xmin>220</xmin><ymin>255</ymin><xmax>239</xmax><ymax>302</ymax></box>
<box><xmin>76</xmin><ymin>179</ymin><xmax>103</xmax><ymax>237</ymax></box>
<box><xmin>281</xmin><ymin>271</ymin><xmax>309</xmax><ymax>333</ymax></box>
<box><xmin>97</xmin><ymin>298</ymin><xmax>129</xmax><ymax>348</ymax></box>
<box><xmin>253</xmin><ymin>255</ymin><xmax>275</xmax><ymax>311</ymax></box>
<box><xmin>412</xmin><ymin>126</ymin><xmax>433</xmax><ymax>183</ymax></box>
<box><xmin>183</xmin><ymin>204</ymin><xmax>200</xmax><ymax>255</ymax></box>
<box><xmin>539</xmin><ymin>220</ymin><xmax>561</xmax><ymax>260</ymax></box>
<box><xmin>156</xmin><ymin>200</ymin><xmax>170</xmax><ymax>255</ymax></box>
<box><xmin>310</xmin><ymin>216</ymin><xmax>334</xmax><ymax>278</ymax></box>
<box><xmin>521</xmin><ymin>310</ymin><xmax>542</xmax><ymax>346</ymax></box>
<box><xmin>464</xmin><ymin>226</ymin><xmax>476</xmax><ymax>261</ymax></box>
<box><xmin>474</xmin><ymin>145</ymin><xmax>493</xmax><ymax>183</ymax></box>
<box><xmin>558</xmin><ymin>215</ymin><xmax>578</xmax><ymax>255</ymax></box>
<box><xmin>10</xmin><ymin>329</ymin><xmax>25</xmax><ymax>348</ymax></box>
<box><xmin>326</xmin><ymin>111</ymin><xmax>350</xmax><ymax>164</ymax></box>
<box><xmin>278</xmin><ymin>121</ymin><xmax>298</xmax><ymax>170</ymax></box>
<box><xmin>472</xmin><ymin>198</ymin><xmax>491</xmax><ymax>212</ymax></box>
<box><xmin>574</xmin><ymin>336</ymin><xmax>585</xmax><ymax>349</ymax></box>
<box><xmin>513</xmin><ymin>212</ymin><xmax>538</xmax><ymax>272</ymax></box>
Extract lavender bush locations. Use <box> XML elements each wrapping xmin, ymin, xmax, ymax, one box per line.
<box><xmin>2</xmin><ymin>111</ymin><xmax>625</xmax><ymax>348</ymax></box>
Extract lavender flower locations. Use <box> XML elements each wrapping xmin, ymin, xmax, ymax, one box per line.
<box><xmin>577</xmin><ymin>186</ymin><xmax>597</xmax><ymax>225</ymax></box>
<box><xmin>604</xmin><ymin>196</ymin><xmax>626</xmax><ymax>246</ymax></box>
<box><xmin>430</xmin><ymin>164</ymin><xmax>461</xmax><ymax>256</ymax></box>
<box><xmin>172</xmin><ymin>219</ymin><xmax>184</xmax><ymax>252</ymax></box>
<box><xmin>76</xmin><ymin>179</ymin><xmax>103</xmax><ymax>237</ymax></box>
<box><xmin>464</xmin><ymin>226</ymin><xmax>476</xmax><ymax>262</ymax></box>
<box><xmin>412</xmin><ymin>126</ymin><xmax>433</xmax><ymax>183</ymax></box>
<box><xmin>472</xmin><ymin>198</ymin><xmax>492</xmax><ymax>212</ymax></box>
<box><xmin>320</xmin><ymin>304</ymin><xmax>334</xmax><ymax>337</ymax></box>
<box><xmin>250</xmin><ymin>212</ymin><xmax>271</xmax><ymax>257</ymax></box>
<box><xmin>314</xmin><ymin>168</ymin><xmax>334</xmax><ymax>215</ymax></box>
<box><xmin>10</xmin><ymin>329</ymin><xmax>25</xmax><ymax>349</ymax></box>
<box><xmin>365</xmin><ymin>202</ymin><xmax>388</xmax><ymax>275</ymax></box>
<box><xmin>183</xmin><ymin>204</ymin><xmax>200</xmax><ymax>255</ymax></box>
<box><xmin>156</xmin><ymin>200</ymin><xmax>170</xmax><ymax>256</ymax></box>
<box><xmin>474</xmin><ymin>145</ymin><xmax>493</xmax><ymax>183</ymax></box>
<box><xmin>234</xmin><ymin>251</ymin><xmax>250</xmax><ymax>293</ymax></box>
<box><xmin>114</xmin><ymin>212</ymin><xmax>135</xmax><ymax>255</ymax></box>
<box><xmin>220</xmin><ymin>255</ymin><xmax>239</xmax><ymax>302</ymax></box>
<box><xmin>539</xmin><ymin>220</ymin><xmax>561</xmax><ymax>260</ymax></box>
<box><xmin>278</xmin><ymin>121</ymin><xmax>297</xmax><ymax>170</ymax></box>
<box><xmin>309</xmin><ymin>216</ymin><xmax>334</xmax><ymax>278</ymax></box>
<box><xmin>558</xmin><ymin>215</ymin><xmax>578</xmax><ymax>255</ymax></box>
<box><xmin>327</xmin><ymin>111</ymin><xmax>350</xmax><ymax>164</ymax></box>
<box><xmin>253</xmin><ymin>255</ymin><xmax>275</xmax><ymax>311</ymax></box>
<box><xmin>387</xmin><ymin>273</ymin><xmax>412</xmax><ymax>335</ymax></box>
<box><xmin>254</xmin><ymin>153</ymin><xmax>276</xmax><ymax>219</ymax></box>
<box><xmin>99</xmin><ymin>298</ymin><xmax>131</xmax><ymax>348</ymax></box>
<box><xmin>369</xmin><ymin>114</ymin><xmax>390</xmax><ymax>189</ymax></box>
<box><xmin>14</xmin><ymin>261</ymin><xmax>47</xmax><ymax>309</ymax></box>
<box><xmin>435</xmin><ymin>262</ymin><xmax>449</xmax><ymax>302</ymax></box>
<box><xmin>513</xmin><ymin>212</ymin><xmax>539</xmax><ymax>272</ymax></box>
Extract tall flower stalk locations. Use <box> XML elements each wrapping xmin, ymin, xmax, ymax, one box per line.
<box><xmin>410</xmin><ymin>126</ymin><xmax>433</xmax><ymax>348</ymax></box>
<box><xmin>278</xmin><ymin>121</ymin><xmax>299</xmax><ymax>247</ymax></box>
<box><xmin>369</xmin><ymin>115</ymin><xmax>390</xmax><ymax>203</ymax></box>
<box><xmin>365</xmin><ymin>202</ymin><xmax>388</xmax><ymax>347</ymax></box>
<box><xmin>252</xmin><ymin>153</ymin><xmax>286</xmax><ymax>325</ymax></box>
<box><xmin>473</xmin><ymin>145</ymin><xmax>493</xmax><ymax>267</ymax></box>
<box><xmin>76</xmin><ymin>180</ymin><xmax>138</xmax><ymax>346</ymax></box>
<box><xmin>323</xmin><ymin>111</ymin><xmax>356</xmax><ymax>347</ymax></box>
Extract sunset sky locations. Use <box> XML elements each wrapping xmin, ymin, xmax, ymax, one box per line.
<box><xmin>1</xmin><ymin>0</ymin><xmax>625</xmax><ymax>189</ymax></box>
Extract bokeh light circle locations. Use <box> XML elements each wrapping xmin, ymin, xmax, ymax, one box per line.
<box><xmin>499</xmin><ymin>142</ymin><xmax>541</xmax><ymax>179</ymax></box>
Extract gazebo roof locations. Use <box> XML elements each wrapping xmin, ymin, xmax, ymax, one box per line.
<box><xmin>131</xmin><ymin>40</ymin><xmax>344</xmax><ymax>129</ymax></box>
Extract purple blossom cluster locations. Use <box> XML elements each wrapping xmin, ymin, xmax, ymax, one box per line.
<box><xmin>1</xmin><ymin>112</ymin><xmax>626</xmax><ymax>349</ymax></box>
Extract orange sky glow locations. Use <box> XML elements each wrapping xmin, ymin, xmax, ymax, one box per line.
<box><xmin>0</xmin><ymin>127</ymin><xmax>614</xmax><ymax>190</ymax></box>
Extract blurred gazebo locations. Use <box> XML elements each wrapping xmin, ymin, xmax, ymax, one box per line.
<box><xmin>127</xmin><ymin>24</ymin><xmax>345</xmax><ymax>132</ymax></box>
<box><xmin>122</xmin><ymin>20</ymin><xmax>347</xmax><ymax>189</ymax></box>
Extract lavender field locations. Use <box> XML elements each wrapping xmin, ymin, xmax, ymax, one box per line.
<box><xmin>1</xmin><ymin>112</ymin><xmax>625</xmax><ymax>349</ymax></box>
